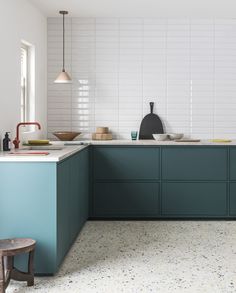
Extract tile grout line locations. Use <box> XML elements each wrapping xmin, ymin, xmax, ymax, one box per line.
<box><xmin>141</xmin><ymin>18</ymin><xmax>144</xmax><ymax>121</ymax></box>
<box><xmin>165</xmin><ymin>19</ymin><xmax>168</xmax><ymax>130</ymax></box>
<box><xmin>213</xmin><ymin>19</ymin><xmax>216</xmax><ymax>139</ymax></box>
<box><xmin>118</xmin><ymin>18</ymin><xmax>120</xmax><ymax>139</ymax></box>
<box><xmin>94</xmin><ymin>18</ymin><xmax>96</xmax><ymax>134</ymax></box>
<box><xmin>190</xmin><ymin>18</ymin><xmax>193</xmax><ymax>138</ymax></box>
<box><xmin>71</xmin><ymin>18</ymin><xmax>72</xmax><ymax>132</ymax></box>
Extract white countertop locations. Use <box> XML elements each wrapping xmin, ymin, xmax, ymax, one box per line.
<box><xmin>88</xmin><ymin>139</ymin><xmax>236</xmax><ymax>146</ymax></box>
<box><xmin>0</xmin><ymin>145</ymin><xmax>88</xmax><ymax>162</ymax></box>
<box><xmin>0</xmin><ymin>139</ymin><xmax>235</xmax><ymax>162</ymax></box>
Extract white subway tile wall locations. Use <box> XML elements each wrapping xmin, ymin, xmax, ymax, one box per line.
<box><xmin>48</xmin><ymin>18</ymin><xmax>236</xmax><ymax>139</ymax></box>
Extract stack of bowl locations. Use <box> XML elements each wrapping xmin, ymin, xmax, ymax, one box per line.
<box><xmin>92</xmin><ymin>127</ymin><xmax>112</xmax><ymax>140</ymax></box>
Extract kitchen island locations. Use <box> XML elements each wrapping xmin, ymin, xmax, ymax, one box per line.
<box><xmin>1</xmin><ymin>140</ymin><xmax>236</xmax><ymax>274</ymax></box>
<box><xmin>0</xmin><ymin>145</ymin><xmax>89</xmax><ymax>275</ymax></box>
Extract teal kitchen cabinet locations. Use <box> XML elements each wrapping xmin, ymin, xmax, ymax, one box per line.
<box><xmin>230</xmin><ymin>148</ymin><xmax>236</xmax><ymax>180</ymax></box>
<box><xmin>0</xmin><ymin>148</ymin><xmax>89</xmax><ymax>274</ymax></box>
<box><xmin>92</xmin><ymin>146</ymin><xmax>160</xmax><ymax>218</ymax></box>
<box><xmin>0</xmin><ymin>144</ymin><xmax>235</xmax><ymax>274</ymax></box>
<box><xmin>229</xmin><ymin>148</ymin><xmax>236</xmax><ymax>215</ymax></box>
<box><xmin>91</xmin><ymin>146</ymin><xmax>230</xmax><ymax>219</ymax></box>
<box><xmin>162</xmin><ymin>147</ymin><xmax>227</xmax><ymax>181</ymax></box>
<box><xmin>230</xmin><ymin>183</ymin><xmax>236</xmax><ymax>216</ymax></box>
<box><xmin>93</xmin><ymin>146</ymin><xmax>160</xmax><ymax>180</ymax></box>
<box><xmin>162</xmin><ymin>182</ymin><xmax>227</xmax><ymax>217</ymax></box>
<box><xmin>57</xmin><ymin>158</ymin><xmax>71</xmax><ymax>266</ymax></box>
<box><xmin>0</xmin><ymin>162</ymin><xmax>57</xmax><ymax>274</ymax></box>
<box><xmin>57</xmin><ymin>148</ymin><xmax>89</xmax><ymax>270</ymax></box>
<box><xmin>67</xmin><ymin>148</ymin><xmax>89</xmax><ymax>246</ymax></box>
<box><xmin>69</xmin><ymin>154</ymin><xmax>80</xmax><ymax>244</ymax></box>
<box><xmin>161</xmin><ymin>147</ymin><xmax>228</xmax><ymax>217</ymax></box>
<box><xmin>93</xmin><ymin>182</ymin><xmax>160</xmax><ymax>217</ymax></box>
<box><xmin>77</xmin><ymin>148</ymin><xmax>89</xmax><ymax>232</ymax></box>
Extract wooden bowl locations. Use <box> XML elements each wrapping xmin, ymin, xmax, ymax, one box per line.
<box><xmin>53</xmin><ymin>131</ymin><xmax>81</xmax><ymax>141</ymax></box>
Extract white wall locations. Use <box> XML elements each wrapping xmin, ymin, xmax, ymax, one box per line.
<box><xmin>0</xmin><ymin>0</ymin><xmax>47</xmax><ymax>144</ymax></box>
<box><xmin>48</xmin><ymin>17</ymin><xmax>236</xmax><ymax>140</ymax></box>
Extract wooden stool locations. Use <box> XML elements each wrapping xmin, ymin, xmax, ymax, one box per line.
<box><xmin>0</xmin><ymin>238</ymin><xmax>36</xmax><ymax>293</ymax></box>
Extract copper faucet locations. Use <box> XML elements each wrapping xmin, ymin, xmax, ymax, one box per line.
<box><xmin>13</xmin><ymin>122</ymin><xmax>41</xmax><ymax>148</ymax></box>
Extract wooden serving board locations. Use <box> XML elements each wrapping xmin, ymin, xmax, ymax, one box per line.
<box><xmin>139</xmin><ymin>102</ymin><xmax>164</xmax><ymax>139</ymax></box>
<box><xmin>175</xmin><ymin>139</ymin><xmax>201</xmax><ymax>142</ymax></box>
<box><xmin>23</xmin><ymin>143</ymin><xmax>52</xmax><ymax>146</ymax></box>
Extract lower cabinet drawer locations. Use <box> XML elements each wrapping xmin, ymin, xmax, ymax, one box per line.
<box><xmin>162</xmin><ymin>182</ymin><xmax>227</xmax><ymax>216</ymax></box>
<box><xmin>93</xmin><ymin>182</ymin><xmax>159</xmax><ymax>217</ymax></box>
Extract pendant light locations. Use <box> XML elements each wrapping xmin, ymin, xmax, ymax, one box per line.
<box><xmin>54</xmin><ymin>11</ymin><xmax>72</xmax><ymax>83</ymax></box>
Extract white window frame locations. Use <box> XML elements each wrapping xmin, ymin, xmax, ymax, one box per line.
<box><xmin>21</xmin><ymin>43</ymin><xmax>29</xmax><ymax>122</ymax></box>
<box><xmin>20</xmin><ymin>41</ymin><xmax>35</xmax><ymax>123</ymax></box>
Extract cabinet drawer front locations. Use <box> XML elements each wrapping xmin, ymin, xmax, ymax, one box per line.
<box><xmin>230</xmin><ymin>183</ymin><xmax>236</xmax><ymax>215</ymax></box>
<box><xmin>162</xmin><ymin>147</ymin><xmax>227</xmax><ymax>180</ymax></box>
<box><xmin>230</xmin><ymin>148</ymin><xmax>236</xmax><ymax>180</ymax></box>
<box><xmin>93</xmin><ymin>182</ymin><xmax>159</xmax><ymax>217</ymax></box>
<box><xmin>93</xmin><ymin>147</ymin><xmax>160</xmax><ymax>180</ymax></box>
<box><xmin>162</xmin><ymin>182</ymin><xmax>227</xmax><ymax>216</ymax></box>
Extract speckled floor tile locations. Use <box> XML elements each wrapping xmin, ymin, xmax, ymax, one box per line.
<box><xmin>7</xmin><ymin>221</ymin><xmax>236</xmax><ymax>293</ymax></box>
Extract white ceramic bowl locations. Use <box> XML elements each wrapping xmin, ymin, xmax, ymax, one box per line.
<box><xmin>168</xmin><ymin>133</ymin><xmax>184</xmax><ymax>140</ymax></box>
<box><xmin>153</xmin><ymin>134</ymin><xmax>168</xmax><ymax>141</ymax></box>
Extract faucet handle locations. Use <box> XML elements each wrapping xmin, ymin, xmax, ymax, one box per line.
<box><xmin>13</xmin><ymin>138</ymin><xmax>20</xmax><ymax>149</ymax></box>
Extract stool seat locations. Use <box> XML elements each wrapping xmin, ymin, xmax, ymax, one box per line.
<box><xmin>0</xmin><ymin>238</ymin><xmax>36</xmax><ymax>256</ymax></box>
<box><xmin>0</xmin><ymin>238</ymin><xmax>36</xmax><ymax>293</ymax></box>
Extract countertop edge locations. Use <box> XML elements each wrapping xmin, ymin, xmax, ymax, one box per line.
<box><xmin>1</xmin><ymin>139</ymin><xmax>236</xmax><ymax>162</ymax></box>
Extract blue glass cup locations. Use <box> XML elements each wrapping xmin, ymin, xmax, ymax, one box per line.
<box><xmin>131</xmin><ymin>131</ymin><xmax>138</xmax><ymax>140</ymax></box>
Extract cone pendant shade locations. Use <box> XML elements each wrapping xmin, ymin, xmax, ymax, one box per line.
<box><xmin>55</xmin><ymin>70</ymin><xmax>72</xmax><ymax>84</ymax></box>
<box><xmin>54</xmin><ymin>11</ymin><xmax>72</xmax><ymax>84</ymax></box>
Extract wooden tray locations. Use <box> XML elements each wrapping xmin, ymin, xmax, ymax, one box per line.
<box><xmin>175</xmin><ymin>139</ymin><xmax>201</xmax><ymax>142</ymax></box>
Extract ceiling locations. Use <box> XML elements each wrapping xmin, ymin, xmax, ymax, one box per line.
<box><xmin>29</xmin><ymin>0</ymin><xmax>236</xmax><ymax>18</ymax></box>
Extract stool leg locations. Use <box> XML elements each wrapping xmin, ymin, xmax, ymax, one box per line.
<box><xmin>0</xmin><ymin>256</ymin><xmax>5</xmax><ymax>293</ymax></box>
<box><xmin>4</xmin><ymin>256</ymin><xmax>13</xmax><ymax>289</ymax></box>
<box><xmin>6</xmin><ymin>256</ymin><xmax>13</xmax><ymax>272</ymax></box>
<box><xmin>27</xmin><ymin>250</ymin><xmax>34</xmax><ymax>286</ymax></box>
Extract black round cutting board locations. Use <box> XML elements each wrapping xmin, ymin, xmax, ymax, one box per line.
<box><xmin>139</xmin><ymin>102</ymin><xmax>164</xmax><ymax>139</ymax></box>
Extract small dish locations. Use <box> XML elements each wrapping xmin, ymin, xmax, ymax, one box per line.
<box><xmin>153</xmin><ymin>134</ymin><xmax>168</xmax><ymax>141</ymax></box>
<box><xmin>168</xmin><ymin>133</ymin><xmax>184</xmax><ymax>140</ymax></box>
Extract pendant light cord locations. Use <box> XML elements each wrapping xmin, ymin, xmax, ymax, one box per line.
<box><xmin>62</xmin><ymin>12</ymin><xmax>65</xmax><ymax>72</ymax></box>
<box><xmin>55</xmin><ymin>10</ymin><xmax>71</xmax><ymax>82</ymax></box>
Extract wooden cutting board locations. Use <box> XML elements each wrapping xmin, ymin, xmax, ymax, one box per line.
<box><xmin>139</xmin><ymin>102</ymin><xmax>164</xmax><ymax>139</ymax></box>
<box><xmin>175</xmin><ymin>139</ymin><xmax>201</xmax><ymax>142</ymax></box>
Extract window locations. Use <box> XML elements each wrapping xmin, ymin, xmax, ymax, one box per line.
<box><xmin>20</xmin><ymin>42</ymin><xmax>35</xmax><ymax>123</ymax></box>
<box><xmin>21</xmin><ymin>44</ymin><xmax>28</xmax><ymax>122</ymax></box>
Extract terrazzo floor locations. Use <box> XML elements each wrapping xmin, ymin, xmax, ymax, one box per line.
<box><xmin>7</xmin><ymin>221</ymin><xmax>236</xmax><ymax>293</ymax></box>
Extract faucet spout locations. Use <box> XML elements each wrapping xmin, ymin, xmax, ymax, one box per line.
<box><xmin>13</xmin><ymin>122</ymin><xmax>41</xmax><ymax>149</ymax></box>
